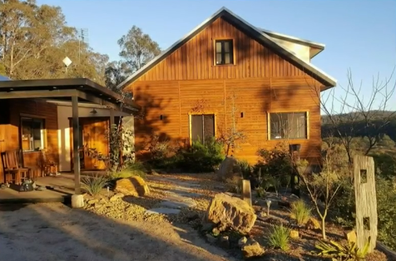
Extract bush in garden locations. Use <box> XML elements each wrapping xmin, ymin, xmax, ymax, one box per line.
<box><xmin>176</xmin><ymin>137</ymin><xmax>225</xmax><ymax>173</ymax></box>
<box><xmin>268</xmin><ymin>224</ymin><xmax>290</xmax><ymax>251</ymax></box>
<box><xmin>81</xmin><ymin>174</ymin><xmax>109</xmax><ymax>196</ymax></box>
<box><xmin>253</xmin><ymin>143</ymin><xmax>293</xmax><ymax>190</ymax></box>
<box><xmin>290</xmin><ymin>200</ymin><xmax>312</xmax><ymax>226</ymax></box>
<box><xmin>109</xmin><ymin>161</ymin><xmax>147</xmax><ymax>180</ymax></box>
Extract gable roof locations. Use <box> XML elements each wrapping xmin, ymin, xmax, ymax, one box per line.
<box><xmin>118</xmin><ymin>7</ymin><xmax>337</xmax><ymax>90</ymax></box>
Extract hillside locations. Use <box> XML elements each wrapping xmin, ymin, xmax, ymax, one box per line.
<box><xmin>321</xmin><ymin>111</ymin><xmax>396</xmax><ymax>141</ymax></box>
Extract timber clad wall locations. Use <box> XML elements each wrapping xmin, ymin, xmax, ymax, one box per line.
<box><xmin>125</xmin><ymin>17</ymin><xmax>324</xmax><ymax>163</ymax></box>
<box><xmin>0</xmin><ymin>99</ymin><xmax>58</xmax><ymax>183</ymax></box>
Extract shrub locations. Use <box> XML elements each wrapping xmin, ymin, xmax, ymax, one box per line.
<box><xmin>81</xmin><ymin>174</ymin><xmax>109</xmax><ymax>196</ymax></box>
<box><xmin>290</xmin><ymin>200</ymin><xmax>312</xmax><ymax>226</ymax></box>
<box><xmin>110</xmin><ymin>161</ymin><xmax>147</xmax><ymax>180</ymax></box>
<box><xmin>176</xmin><ymin>137</ymin><xmax>225</xmax><ymax>172</ymax></box>
<box><xmin>315</xmin><ymin>236</ymin><xmax>371</xmax><ymax>261</ymax></box>
<box><xmin>237</xmin><ymin>159</ymin><xmax>252</xmax><ymax>179</ymax></box>
<box><xmin>253</xmin><ymin>143</ymin><xmax>293</xmax><ymax>189</ymax></box>
<box><xmin>268</xmin><ymin>224</ymin><xmax>290</xmax><ymax>251</ymax></box>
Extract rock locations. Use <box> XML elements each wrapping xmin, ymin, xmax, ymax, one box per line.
<box><xmin>109</xmin><ymin>193</ymin><xmax>124</xmax><ymax>202</ymax></box>
<box><xmin>216</xmin><ymin>156</ymin><xmax>241</xmax><ymax>181</ymax></box>
<box><xmin>241</xmin><ymin>238</ymin><xmax>265</xmax><ymax>258</ymax></box>
<box><xmin>208</xmin><ymin>193</ymin><xmax>257</xmax><ymax>235</ymax></box>
<box><xmin>306</xmin><ymin>217</ymin><xmax>321</xmax><ymax>230</ymax></box>
<box><xmin>87</xmin><ymin>199</ymin><xmax>99</xmax><ymax>205</ymax></box>
<box><xmin>212</xmin><ymin>227</ymin><xmax>221</xmax><ymax>237</ymax></box>
<box><xmin>290</xmin><ymin>230</ymin><xmax>299</xmax><ymax>239</ymax></box>
<box><xmin>114</xmin><ymin>177</ymin><xmax>150</xmax><ymax>197</ymax></box>
<box><xmin>206</xmin><ymin>234</ymin><xmax>217</xmax><ymax>244</ymax></box>
<box><xmin>258</xmin><ymin>211</ymin><xmax>267</xmax><ymax>219</ymax></box>
<box><xmin>345</xmin><ymin>230</ymin><xmax>357</xmax><ymax>243</ymax></box>
<box><xmin>238</xmin><ymin>236</ymin><xmax>248</xmax><ymax>247</ymax></box>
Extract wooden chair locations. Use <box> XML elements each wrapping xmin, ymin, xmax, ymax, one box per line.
<box><xmin>1</xmin><ymin>150</ymin><xmax>30</xmax><ymax>185</ymax></box>
<box><xmin>40</xmin><ymin>149</ymin><xmax>58</xmax><ymax>176</ymax></box>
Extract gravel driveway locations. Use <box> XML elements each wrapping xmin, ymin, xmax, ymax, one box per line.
<box><xmin>0</xmin><ymin>203</ymin><xmax>234</xmax><ymax>261</ymax></box>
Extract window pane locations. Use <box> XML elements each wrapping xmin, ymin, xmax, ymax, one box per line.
<box><xmin>216</xmin><ymin>42</ymin><xmax>222</xmax><ymax>52</ymax></box>
<box><xmin>216</xmin><ymin>53</ymin><xmax>222</xmax><ymax>64</ymax></box>
<box><xmin>191</xmin><ymin>115</ymin><xmax>203</xmax><ymax>142</ymax></box>
<box><xmin>270</xmin><ymin>112</ymin><xmax>307</xmax><ymax>140</ymax></box>
<box><xmin>223</xmin><ymin>41</ymin><xmax>230</xmax><ymax>52</ymax></box>
<box><xmin>224</xmin><ymin>53</ymin><xmax>232</xmax><ymax>64</ymax></box>
<box><xmin>203</xmin><ymin>114</ymin><xmax>215</xmax><ymax>140</ymax></box>
<box><xmin>21</xmin><ymin>117</ymin><xmax>44</xmax><ymax>151</ymax></box>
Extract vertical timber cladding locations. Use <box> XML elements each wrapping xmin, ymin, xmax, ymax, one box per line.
<box><xmin>127</xmin><ymin>16</ymin><xmax>324</xmax><ymax>163</ymax></box>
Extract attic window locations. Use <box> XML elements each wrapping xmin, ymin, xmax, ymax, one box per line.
<box><xmin>215</xmin><ymin>40</ymin><xmax>233</xmax><ymax>65</ymax></box>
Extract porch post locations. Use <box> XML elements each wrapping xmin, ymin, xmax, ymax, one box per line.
<box><xmin>72</xmin><ymin>96</ymin><xmax>81</xmax><ymax>194</ymax></box>
<box><xmin>109</xmin><ymin>109</ymin><xmax>115</xmax><ymax>126</ymax></box>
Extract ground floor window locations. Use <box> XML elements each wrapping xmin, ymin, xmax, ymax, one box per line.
<box><xmin>269</xmin><ymin>112</ymin><xmax>307</xmax><ymax>140</ymax></box>
<box><xmin>190</xmin><ymin>114</ymin><xmax>215</xmax><ymax>143</ymax></box>
<box><xmin>21</xmin><ymin>117</ymin><xmax>45</xmax><ymax>151</ymax></box>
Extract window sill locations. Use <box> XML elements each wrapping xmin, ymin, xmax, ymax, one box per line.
<box><xmin>23</xmin><ymin>150</ymin><xmax>42</xmax><ymax>154</ymax></box>
<box><xmin>214</xmin><ymin>63</ymin><xmax>235</xmax><ymax>67</ymax></box>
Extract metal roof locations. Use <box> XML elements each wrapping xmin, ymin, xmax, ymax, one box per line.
<box><xmin>117</xmin><ymin>7</ymin><xmax>337</xmax><ymax>90</ymax></box>
<box><xmin>0</xmin><ymin>78</ymin><xmax>139</xmax><ymax>113</ymax></box>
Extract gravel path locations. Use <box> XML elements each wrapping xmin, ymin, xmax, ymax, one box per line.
<box><xmin>0</xmin><ymin>203</ymin><xmax>235</xmax><ymax>261</ymax></box>
<box><xmin>0</xmin><ymin>173</ymin><xmax>237</xmax><ymax>261</ymax></box>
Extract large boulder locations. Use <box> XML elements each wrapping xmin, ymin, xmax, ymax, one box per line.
<box><xmin>114</xmin><ymin>176</ymin><xmax>150</xmax><ymax>197</ymax></box>
<box><xmin>216</xmin><ymin>156</ymin><xmax>241</xmax><ymax>181</ymax></box>
<box><xmin>207</xmin><ymin>193</ymin><xmax>257</xmax><ymax>234</ymax></box>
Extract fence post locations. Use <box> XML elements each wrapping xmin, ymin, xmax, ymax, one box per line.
<box><xmin>353</xmin><ymin>155</ymin><xmax>377</xmax><ymax>253</ymax></box>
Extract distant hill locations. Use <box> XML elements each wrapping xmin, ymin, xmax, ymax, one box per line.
<box><xmin>321</xmin><ymin>111</ymin><xmax>396</xmax><ymax>141</ymax></box>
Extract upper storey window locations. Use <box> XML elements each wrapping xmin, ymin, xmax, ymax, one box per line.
<box><xmin>215</xmin><ymin>40</ymin><xmax>234</xmax><ymax>65</ymax></box>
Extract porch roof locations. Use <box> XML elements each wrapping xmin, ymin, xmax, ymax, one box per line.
<box><xmin>0</xmin><ymin>78</ymin><xmax>139</xmax><ymax>114</ymax></box>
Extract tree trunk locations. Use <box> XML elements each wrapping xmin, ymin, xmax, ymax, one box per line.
<box><xmin>321</xmin><ymin>217</ymin><xmax>326</xmax><ymax>240</ymax></box>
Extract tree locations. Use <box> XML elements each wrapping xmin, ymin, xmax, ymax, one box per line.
<box><xmin>0</xmin><ymin>0</ymin><xmax>108</xmax><ymax>83</ymax></box>
<box><xmin>319</xmin><ymin>68</ymin><xmax>396</xmax><ymax>163</ymax></box>
<box><xmin>104</xmin><ymin>26</ymin><xmax>161</xmax><ymax>90</ymax></box>
<box><xmin>117</xmin><ymin>25</ymin><xmax>161</xmax><ymax>73</ymax></box>
<box><xmin>218</xmin><ymin>92</ymin><xmax>246</xmax><ymax>156</ymax></box>
<box><xmin>297</xmin><ymin>146</ymin><xmax>345</xmax><ymax>240</ymax></box>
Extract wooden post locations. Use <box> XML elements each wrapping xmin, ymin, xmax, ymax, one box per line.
<box><xmin>242</xmin><ymin>179</ymin><xmax>252</xmax><ymax>206</ymax></box>
<box><xmin>72</xmin><ymin>96</ymin><xmax>81</xmax><ymax>195</ymax></box>
<box><xmin>354</xmin><ymin>155</ymin><xmax>377</xmax><ymax>253</ymax></box>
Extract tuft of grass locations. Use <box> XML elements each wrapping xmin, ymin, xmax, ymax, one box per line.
<box><xmin>110</xmin><ymin>161</ymin><xmax>147</xmax><ymax>180</ymax></box>
<box><xmin>290</xmin><ymin>200</ymin><xmax>312</xmax><ymax>226</ymax></box>
<box><xmin>268</xmin><ymin>224</ymin><xmax>290</xmax><ymax>251</ymax></box>
<box><xmin>81</xmin><ymin>174</ymin><xmax>109</xmax><ymax>196</ymax></box>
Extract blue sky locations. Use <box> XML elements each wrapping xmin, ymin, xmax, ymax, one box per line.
<box><xmin>37</xmin><ymin>0</ymin><xmax>396</xmax><ymax>112</ymax></box>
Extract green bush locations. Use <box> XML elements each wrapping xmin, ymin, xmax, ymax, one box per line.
<box><xmin>237</xmin><ymin>159</ymin><xmax>252</xmax><ymax>179</ymax></box>
<box><xmin>253</xmin><ymin>143</ymin><xmax>293</xmax><ymax>189</ymax></box>
<box><xmin>175</xmin><ymin>137</ymin><xmax>225</xmax><ymax>173</ymax></box>
<box><xmin>81</xmin><ymin>174</ymin><xmax>109</xmax><ymax>196</ymax></box>
<box><xmin>290</xmin><ymin>200</ymin><xmax>312</xmax><ymax>226</ymax></box>
<box><xmin>268</xmin><ymin>224</ymin><xmax>290</xmax><ymax>251</ymax></box>
<box><xmin>110</xmin><ymin>161</ymin><xmax>147</xmax><ymax>180</ymax></box>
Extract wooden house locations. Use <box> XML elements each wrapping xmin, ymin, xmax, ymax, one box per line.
<box><xmin>118</xmin><ymin>7</ymin><xmax>337</xmax><ymax>164</ymax></box>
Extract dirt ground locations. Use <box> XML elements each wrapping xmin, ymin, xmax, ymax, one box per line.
<box><xmin>0</xmin><ymin>173</ymin><xmax>391</xmax><ymax>261</ymax></box>
<box><xmin>0</xmin><ymin>202</ymin><xmax>235</xmax><ymax>261</ymax></box>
